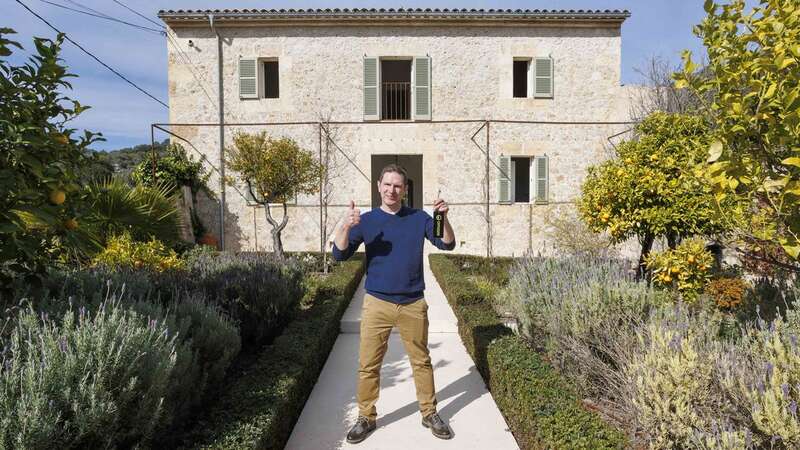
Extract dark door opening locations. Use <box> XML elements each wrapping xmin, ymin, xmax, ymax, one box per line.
<box><xmin>371</xmin><ymin>155</ymin><xmax>423</xmax><ymax>209</ymax></box>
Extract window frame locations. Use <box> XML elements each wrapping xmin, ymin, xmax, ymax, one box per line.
<box><xmin>257</xmin><ymin>57</ymin><xmax>279</xmax><ymax>99</ymax></box>
<box><xmin>512</xmin><ymin>57</ymin><xmax>532</xmax><ymax>99</ymax></box>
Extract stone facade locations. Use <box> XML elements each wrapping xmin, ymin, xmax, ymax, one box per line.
<box><xmin>161</xmin><ymin>12</ymin><xmax>643</xmax><ymax>257</ymax></box>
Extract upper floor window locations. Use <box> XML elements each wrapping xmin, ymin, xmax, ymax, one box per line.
<box><xmin>238</xmin><ymin>57</ymin><xmax>279</xmax><ymax>99</ymax></box>
<box><xmin>498</xmin><ymin>154</ymin><xmax>549</xmax><ymax>204</ymax></box>
<box><xmin>364</xmin><ymin>56</ymin><xmax>431</xmax><ymax>121</ymax></box>
<box><xmin>513</xmin><ymin>57</ymin><xmax>553</xmax><ymax>99</ymax></box>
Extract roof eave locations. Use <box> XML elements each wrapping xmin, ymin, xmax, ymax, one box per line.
<box><xmin>157</xmin><ymin>10</ymin><xmax>630</xmax><ymax>28</ymax></box>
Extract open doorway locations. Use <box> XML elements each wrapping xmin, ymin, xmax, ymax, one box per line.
<box><xmin>371</xmin><ymin>155</ymin><xmax>423</xmax><ymax>209</ymax></box>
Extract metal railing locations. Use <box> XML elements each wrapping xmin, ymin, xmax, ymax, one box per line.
<box><xmin>381</xmin><ymin>81</ymin><xmax>411</xmax><ymax>120</ymax></box>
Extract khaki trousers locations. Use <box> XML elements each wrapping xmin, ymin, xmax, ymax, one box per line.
<box><xmin>357</xmin><ymin>293</ymin><xmax>437</xmax><ymax>421</ymax></box>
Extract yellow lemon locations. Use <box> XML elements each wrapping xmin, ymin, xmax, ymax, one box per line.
<box><xmin>49</xmin><ymin>190</ymin><xmax>66</xmax><ymax>205</ymax></box>
<box><xmin>687</xmin><ymin>255</ymin><xmax>695</xmax><ymax>263</ymax></box>
<box><xmin>54</xmin><ymin>134</ymin><xmax>69</xmax><ymax>145</ymax></box>
<box><xmin>671</xmin><ymin>267</ymin><xmax>680</xmax><ymax>274</ymax></box>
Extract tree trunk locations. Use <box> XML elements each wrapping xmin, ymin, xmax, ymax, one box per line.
<box><xmin>667</xmin><ymin>232</ymin><xmax>680</xmax><ymax>250</ymax></box>
<box><xmin>637</xmin><ymin>233</ymin><xmax>655</xmax><ymax>281</ymax></box>
<box><xmin>263</xmin><ymin>202</ymin><xmax>289</xmax><ymax>259</ymax></box>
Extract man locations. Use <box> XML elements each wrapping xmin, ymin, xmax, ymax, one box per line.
<box><xmin>333</xmin><ymin>164</ymin><xmax>456</xmax><ymax>444</ymax></box>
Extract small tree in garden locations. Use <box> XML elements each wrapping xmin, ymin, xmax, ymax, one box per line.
<box><xmin>0</xmin><ymin>28</ymin><xmax>103</xmax><ymax>293</ymax></box>
<box><xmin>226</xmin><ymin>131</ymin><xmax>323</xmax><ymax>259</ymax></box>
<box><xmin>674</xmin><ymin>0</ymin><xmax>800</xmax><ymax>263</ymax></box>
<box><xmin>579</xmin><ymin>112</ymin><xmax>732</xmax><ymax>278</ymax></box>
<box><xmin>131</xmin><ymin>142</ymin><xmax>211</xmax><ymax>241</ymax></box>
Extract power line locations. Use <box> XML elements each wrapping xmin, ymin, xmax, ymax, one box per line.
<box><xmin>38</xmin><ymin>0</ymin><xmax>164</xmax><ymax>34</ymax></box>
<box><xmin>110</xmin><ymin>0</ymin><xmax>163</xmax><ymax>29</ymax></box>
<box><xmin>16</xmin><ymin>0</ymin><xmax>168</xmax><ymax>108</ymax></box>
<box><xmin>165</xmin><ymin>32</ymin><xmax>216</xmax><ymax>107</ymax></box>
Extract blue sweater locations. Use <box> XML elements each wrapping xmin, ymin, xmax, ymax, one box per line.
<box><xmin>332</xmin><ymin>206</ymin><xmax>455</xmax><ymax>304</ymax></box>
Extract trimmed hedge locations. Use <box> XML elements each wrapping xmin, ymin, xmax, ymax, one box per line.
<box><xmin>180</xmin><ymin>255</ymin><xmax>365</xmax><ymax>449</ymax></box>
<box><xmin>429</xmin><ymin>254</ymin><xmax>626</xmax><ymax>450</ymax></box>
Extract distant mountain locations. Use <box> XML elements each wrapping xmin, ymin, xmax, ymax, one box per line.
<box><xmin>90</xmin><ymin>139</ymin><xmax>170</xmax><ymax>180</ymax></box>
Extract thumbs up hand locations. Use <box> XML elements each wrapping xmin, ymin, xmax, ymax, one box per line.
<box><xmin>343</xmin><ymin>200</ymin><xmax>361</xmax><ymax>229</ymax></box>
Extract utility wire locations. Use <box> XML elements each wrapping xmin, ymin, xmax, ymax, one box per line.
<box><xmin>110</xmin><ymin>0</ymin><xmax>163</xmax><ymax>29</ymax></box>
<box><xmin>16</xmin><ymin>0</ymin><xmax>168</xmax><ymax>108</ymax></box>
<box><xmin>165</xmin><ymin>32</ymin><xmax>216</xmax><ymax>107</ymax></box>
<box><xmin>38</xmin><ymin>0</ymin><xmax>164</xmax><ymax>34</ymax></box>
<box><xmin>106</xmin><ymin>0</ymin><xmax>217</xmax><ymax>110</ymax></box>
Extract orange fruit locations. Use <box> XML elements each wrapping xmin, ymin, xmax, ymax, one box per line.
<box><xmin>49</xmin><ymin>190</ymin><xmax>66</xmax><ymax>205</ymax></box>
<box><xmin>64</xmin><ymin>218</ymin><xmax>78</xmax><ymax>230</ymax></box>
<box><xmin>54</xmin><ymin>134</ymin><xmax>69</xmax><ymax>145</ymax></box>
<box><xmin>687</xmin><ymin>255</ymin><xmax>695</xmax><ymax>263</ymax></box>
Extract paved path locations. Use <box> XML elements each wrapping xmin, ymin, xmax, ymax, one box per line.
<box><xmin>285</xmin><ymin>253</ymin><xmax>520</xmax><ymax>450</ymax></box>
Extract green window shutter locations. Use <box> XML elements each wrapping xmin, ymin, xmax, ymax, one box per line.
<box><xmin>533</xmin><ymin>57</ymin><xmax>553</xmax><ymax>98</ymax></box>
<box><xmin>414</xmin><ymin>56</ymin><xmax>431</xmax><ymax>120</ymax></box>
<box><xmin>498</xmin><ymin>155</ymin><xmax>511</xmax><ymax>203</ymax></box>
<box><xmin>239</xmin><ymin>58</ymin><xmax>258</xmax><ymax>99</ymax></box>
<box><xmin>534</xmin><ymin>155</ymin><xmax>549</xmax><ymax>203</ymax></box>
<box><xmin>363</xmin><ymin>57</ymin><xmax>379</xmax><ymax>121</ymax></box>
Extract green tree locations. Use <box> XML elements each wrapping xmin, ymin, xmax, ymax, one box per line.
<box><xmin>225</xmin><ymin>131</ymin><xmax>323</xmax><ymax>258</ymax></box>
<box><xmin>0</xmin><ymin>28</ymin><xmax>102</xmax><ymax>294</ymax></box>
<box><xmin>579</xmin><ymin>112</ymin><xmax>731</xmax><ymax>278</ymax></box>
<box><xmin>131</xmin><ymin>142</ymin><xmax>210</xmax><ymax>196</ymax></box>
<box><xmin>675</xmin><ymin>0</ymin><xmax>800</xmax><ymax>262</ymax></box>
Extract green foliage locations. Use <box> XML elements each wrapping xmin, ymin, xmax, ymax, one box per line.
<box><xmin>225</xmin><ymin>132</ymin><xmax>323</xmax><ymax>257</ymax></box>
<box><xmin>579</xmin><ymin>112</ymin><xmax>730</xmax><ymax>247</ymax></box>
<box><xmin>82</xmin><ymin>177</ymin><xmax>182</xmax><ymax>246</ymax></box>
<box><xmin>675</xmin><ymin>0</ymin><xmax>800</xmax><ymax>259</ymax></box>
<box><xmin>429</xmin><ymin>254</ymin><xmax>627</xmax><ymax>449</ymax></box>
<box><xmin>0</xmin><ymin>299</ymin><xmax>176</xmax><ymax>449</ymax></box>
<box><xmin>717</xmin><ymin>308</ymin><xmax>800</xmax><ymax>447</ymax></box>
<box><xmin>181</xmin><ymin>256</ymin><xmax>365</xmax><ymax>449</ymax></box>
<box><xmin>131</xmin><ymin>142</ymin><xmax>210</xmax><ymax>196</ymax></box>
<box><xmin>92</xmin><ymin>232</ymin><xmax>185</xmax><ymax>272</ymax></box>
<box><xmin>627</xmin><ymin>305</ymin><xmax>733</xmax><ymax>448</ymax></box>
<box><xmin>96</xmin><ymin>138</ymin><xmax>170</xmax><ymax>181</ymax></box>
<box><xmin>645</xmin><ymin>237</ymin><xmax>715</xmax><ymax>303</ymax></box>
<box><xmin>185</xmin><ymin>251</ymin><xmax>306</xmax><ymax>347</ymax></box>
<box><xmin>226</xmin><ymin>132</ymin><xmax>322</xmax><ymax>204</ymax></box>
<box><xmin>0</xmin><ymin>28</ymin><xmax>103</xmax><ymax>292</ymax></box>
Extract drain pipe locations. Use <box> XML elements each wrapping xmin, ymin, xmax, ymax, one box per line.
<box><xmin>209</xmin><ymin>13</ymin><xmax>226</xmax><ymax>250</ymax></box>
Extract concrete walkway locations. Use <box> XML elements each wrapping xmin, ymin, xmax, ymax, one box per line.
<box><xmin>285</xmin><ymin>253</ymin><xmax>520</xmax><ymax>450</ymax></box>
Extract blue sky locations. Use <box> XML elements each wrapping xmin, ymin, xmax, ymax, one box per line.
<box><xmin>8</xmin><ymin>0</ymin><xmax>712</xmax><ymax>151</ymax></box>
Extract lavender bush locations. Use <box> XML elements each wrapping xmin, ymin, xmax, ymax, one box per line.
<box><xmin>500</xmin><ymin>255</ymin><xmax>667</xmax><ymax>397</ymax></box>
<box><xmin>186</xmin><ymin>251</ymin><xmax>305</xmax><ymax>346</ymax></box>
<box><xmin>0</xmin><ymin>297</ymin><xmax>177</xmax><ymax>449</ymax></box>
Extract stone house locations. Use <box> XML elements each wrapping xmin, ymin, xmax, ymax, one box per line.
<box><xmin>157</xmin><ymin>8</ymin><xmax>641</xmax><ymax>257</ymax></box>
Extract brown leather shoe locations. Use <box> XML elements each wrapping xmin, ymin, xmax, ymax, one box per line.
<box><xmin>422</xmin><ymin>412</ymin><xmax>453</xmax><ymax>439</ymax></box>
<box><xmin>346</xmin><ymin>416</ymin><xmax>376</xmax><ymax>444</ymax></box>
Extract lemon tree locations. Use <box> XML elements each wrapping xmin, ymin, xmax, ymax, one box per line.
<box><xmin>675</xmin><ymin>0</ymin><xmax>800</xmax><ymax>261</ymax></box>
<box><xmin>579</xmin><ymin>112</ymin><xmax>732</xmax><ymax>277</ymax></box>
<box><xmin>225</xmin><ymin>131</ymin><xmax>323</xmax><ymax>258</ymax></box>
<box><xmin>0</xmin><ymin>29</ymin><xmax>102</xmax><ymax>293</ymax></box>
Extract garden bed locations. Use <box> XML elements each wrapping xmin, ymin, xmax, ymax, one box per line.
<box><xmin>178</xmin><ymin>255</ymin><xmax>365</xmax><ymax>449</ymax></box>
<box><xmin>428</xmin><ymin>254</ymin><xmax>626</xmax><ymax>449</ymax></box>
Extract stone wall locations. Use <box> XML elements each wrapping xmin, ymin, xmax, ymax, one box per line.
<box><xmin>165</xmin><ymin>23</ymin><xmax>644</xmax><ymax>257</ymax></box>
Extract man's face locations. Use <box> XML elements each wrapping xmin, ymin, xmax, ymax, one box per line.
<box><xmin>377</xmin><ymin>171</ymin><xmax>406</xmax><ymax>208</ymax></box>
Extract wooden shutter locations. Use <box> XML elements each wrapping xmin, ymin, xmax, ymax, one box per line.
<box><xmin>239</xmin><ymin>58</ymin><xmax>258</xmax><ymax>99</ymax></box>
<box><xmin>498</xmin><ymin>155</ymin><xmax>511</xmax><ymax>203</ymax></box>
<box><xmin>533</xmin><ymin>155</ymin><xmax>549</xmax><ymax>203</ymax></box>
<box><xmin>533</xmin><ymin>57</ymin><xmax>553</xmax><ymax>98</ymax></box>
<box><xmin>363</xmin><ymin>57</ymin><xmax>379</xmax><ymax>121</ymax></box>
<box><xmin>414</xmin><ymin>56</ymin><xmax>431</xmax><ymax>120</ymax></box>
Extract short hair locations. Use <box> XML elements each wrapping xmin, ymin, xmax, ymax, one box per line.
<box><xmin>378</xmin><ymin>164</ymin><xmax>408</xmax><ymax>185</ymax></box>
